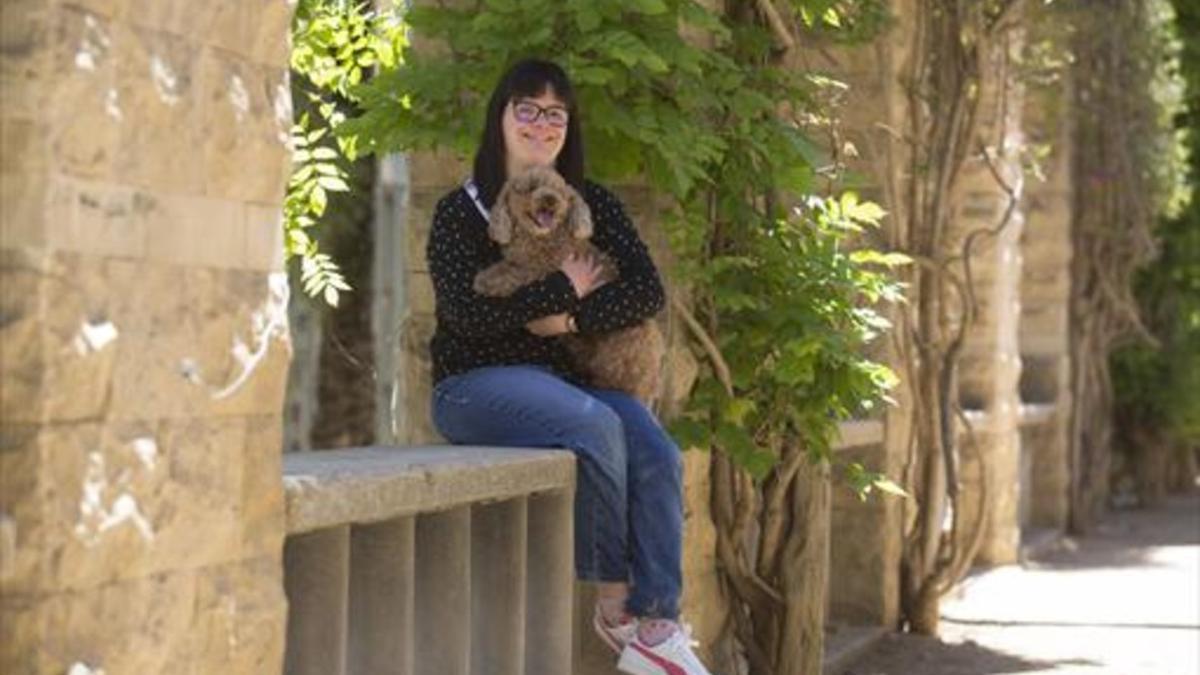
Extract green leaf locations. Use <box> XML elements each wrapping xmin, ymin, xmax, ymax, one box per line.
<box><xmin>318</xmin><ymin>175</ymin><xmax>351</xmax><ymax>191</ymax></box>
<box><xmin>849</xmin><ymin>250</ymin><xmax>912</xmax><ymax>267</ymax></box>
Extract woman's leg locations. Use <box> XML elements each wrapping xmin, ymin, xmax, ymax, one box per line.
<box><xmin>432</xmin><ymin>365</ymin><xmax>630</xmax><ymax>583</ymax></box>
<box><xmin>584</xmin><ymin>388</ymin><xmax>684</xmax><ymax>621</ymax></box>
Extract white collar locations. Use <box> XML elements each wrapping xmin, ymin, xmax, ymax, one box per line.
<box><xmin>462</xmin><ymin>177</ymin><xmax>490</xmax><ymax>222</ymax></box>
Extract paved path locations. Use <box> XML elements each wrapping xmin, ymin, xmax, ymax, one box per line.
<box><xmin>843</xmin><ymin>490</ymin><xmax>1200</xmax><ymax>675</ymax></box>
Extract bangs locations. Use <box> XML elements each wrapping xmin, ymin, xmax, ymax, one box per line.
<box><xmin>505</xmin><ymin>61</ymin><xmax>577</xmax><ymax>112</ymax></box>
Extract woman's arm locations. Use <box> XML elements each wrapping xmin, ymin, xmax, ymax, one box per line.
<box><xmin>573</xmin><ymin>185</ymin><xmax>666</xmax><ymax>333</ymax></box>
<box><xmin>428</xmin><ymin>194</ymin><xmax>579</xmax><ymax>338</ymax></box>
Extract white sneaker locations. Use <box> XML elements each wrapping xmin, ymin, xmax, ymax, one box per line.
<box><xmin>616</xmin><ymin>624</ymin><xmax>713</xmax><ymax>675</ymax></box>
<box><xmin>593</xmin><ymin>605</ymin><xmax>638</xmax><ymax>654</ymax></box>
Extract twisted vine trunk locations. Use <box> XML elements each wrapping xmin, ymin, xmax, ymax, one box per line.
<box><xmin>892</xmin><ymin>0</ymin><xmax>1024</xmax><ymax>634</ymax></box>
<box><xmin>710</xmin><ymin>439</ymin><xmax>829</xmax><ymax>675</ymax></box>
<box><xmin>1067</xmin><ymin>0</ymin><xmax>1159</xmax><ymax>532</ymax></box>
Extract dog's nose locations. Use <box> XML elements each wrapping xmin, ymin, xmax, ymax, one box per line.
<box><xmin>534</xmin><ymin>193</ymin><xmax>559</xmax><ymax>210</ymax></box>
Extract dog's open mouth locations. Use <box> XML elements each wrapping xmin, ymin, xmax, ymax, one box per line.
<box><xmin>527</xmin><ymin>208</ymin><xmax>558</xmax><ymax>234</ymax></box>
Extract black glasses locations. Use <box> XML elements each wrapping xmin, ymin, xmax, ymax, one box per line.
<box><xmin>511</xmin><ymin>99</ymin><xmax>570</xmax><ymax>128</ymax></box>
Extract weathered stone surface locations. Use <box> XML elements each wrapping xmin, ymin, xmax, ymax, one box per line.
<box><xmin>185</xmin><ymin>556</ymin><xmax>287</xmax><ymax>675</ymax></box>
<box><xmin>0</xmin><ymin>252</ymin><xmax>49</xmax><ymax>423</ymax></box>
<box><xmin>0</xmin><ymin>171</ymin><xmax>49</xmax><ymax>249</ymax></box>
<box><xmin>1</xmin><ymin>116</ymin><xmax>48</xmax><ymax>175</ymax></box>
<box><xmin>241</xmin><ymin>415</ymin><xmax>286</xmax><ymax>559</ymax></box>
<box><xmin>282</xmin><ymin>446</ymin><xmax>575</xmax><ymax>534</ymax></box>
<box><xmin>45</xmin><ymin>177</ymin><xmax>146</xmax><ymax>258</ymax></box>
<box><xmin>0</xmin><ymin>1</ymin><xmax>51</xmax><ymax>120</ymax></box>
<box><xmin>0</xmin><ymin>425</ymin><xmax>47</xmax><ymax>595</ymax></box>
<box><xmin>48</xmin><ymin>6</ymin><xmax>122</xmax><ymax>180</ymax></box>
<box><xmin>199</xmin><ymin>52</ymin><xmax>290</xmax><ymax>202</ymax></box>
<box><xmin>112</xmin><ymin>25</ymin><xmax>204</xmax><ymax>192</ymax></box>
<box><xmin>410</xmin><ymin>149</ymin><xmax>470</xmax><ymax>190</ymax></box>
<box><xmin>123</xmin><ymin>0</ymin><xmax>215</xmax><ymax>38</ymax></box>
<box><xmin>243</xmin><ymin>203</ymin><xmax>285</xmax><ymax>272</ymax></box>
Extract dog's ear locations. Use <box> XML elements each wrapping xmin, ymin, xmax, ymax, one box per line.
<box><xmin>488</xmin><ymin>188</ymin><xmax>514</xmax><ymax>244</ymax></box>
<box><xmin>568</xmin><ymin>189</ymin><xmax>593</xmax><ymax>240</ymax></box>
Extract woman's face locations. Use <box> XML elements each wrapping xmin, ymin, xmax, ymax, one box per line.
<box><xmin>502</xmin><ymin>88</ymin><xmax>569</xmax><ymax>175</ymax></box>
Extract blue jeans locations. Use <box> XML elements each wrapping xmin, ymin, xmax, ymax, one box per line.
<box><xmin>431</xmin><ymin>365</ymin><xmax>684</xmax><ymax>619</ymax></box>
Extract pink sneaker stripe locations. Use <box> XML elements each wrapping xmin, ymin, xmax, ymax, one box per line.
<box><xmin>630</xmin><ymin>640</ymin><xmax>688</xmax><ymax>675</ymax></box>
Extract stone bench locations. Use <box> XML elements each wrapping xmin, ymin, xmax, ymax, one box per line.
<box><xmin>281</xmin><ymin>446</ymin><xmax>576</xmax><ymax>675</ymax></box>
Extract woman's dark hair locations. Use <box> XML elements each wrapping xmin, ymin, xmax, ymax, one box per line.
<box><xmin>472</xmin><ymin>58</ymin><xmax>585</xmax><ymax>208</ymax></box>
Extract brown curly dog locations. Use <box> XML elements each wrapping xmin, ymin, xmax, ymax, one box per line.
<box><xmin>473</xmin><ymin>166</ymin><xmax>664</xmax><ymax>404</ymax></box>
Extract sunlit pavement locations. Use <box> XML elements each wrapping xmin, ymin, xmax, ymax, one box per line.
<box><xmin>844</xmin><ymin>489</ymin><xmax>1200</xmax><ymax>675</ymax></box>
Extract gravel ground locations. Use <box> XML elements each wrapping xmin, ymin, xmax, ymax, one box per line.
<box><xmin>842</xmin><ymin>489</ymin><xmax>1200</xmax><ymax>675</ymax></box>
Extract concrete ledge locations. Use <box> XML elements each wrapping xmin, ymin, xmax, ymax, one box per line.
<box><xmin>283</xmin><ymin>446</ymin><xmax>576</xmax><ymax>534</ymax></box>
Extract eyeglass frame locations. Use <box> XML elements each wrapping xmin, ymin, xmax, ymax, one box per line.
<box><xmin>510</xmin><ymin>98</ymin><xmax>570</xmax><ymax>128</ymax></box>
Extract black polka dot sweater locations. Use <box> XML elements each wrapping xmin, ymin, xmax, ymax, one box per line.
<box><xmin>427</xmin><ymin>180</ymin><xmax>666</xmax><ymax>385</ymax></box>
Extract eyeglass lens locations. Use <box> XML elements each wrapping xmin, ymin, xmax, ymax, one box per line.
<box><xmin>513</xmin><ymin>100</ymin><xmax>569</xmax><ymax>127</ymax></box>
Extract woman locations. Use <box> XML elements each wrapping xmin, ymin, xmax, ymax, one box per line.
<box><xmin>427</xmin><ymin>59</ymin><xmax>713</xmax><ymax>675</ymax></box>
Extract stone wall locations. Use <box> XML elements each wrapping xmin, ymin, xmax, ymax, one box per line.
<box><xmin>1</xmin><ymin>1</ymin><xmax>294</xmax><ymax>672</ymax></box>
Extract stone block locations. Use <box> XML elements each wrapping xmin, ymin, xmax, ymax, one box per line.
<box><xmin>244</xmin><ymin>203</ymin><xmax>285</xmax><ymax>271</ymax></box>
<box><xmin>198</xmin><ymin>51</ymin><xmax>290</xmax><ymax>203</ymax></box>
<box><xmin>409</xmin><ymin>148</ymin><xmax>469</xmax><ymax>190</ymax></box>
<box><xmin>141</xmin><ymin>191</ymin><xmax>246</xmax><ymax>268</ymax></box>
<box><xmin>0</xmin><ymin>252</ymin><xmax>124</xmax><ymax>424</ymax></box>
<box><xmin>123</xmin><ymin>0</ymin><xmax>216</xmax><ymax>39</ymax></box>
<box><xmin>40</xmin><ymin>568</ymin><xmax>197</xmax><ymax>673</ymax></box>
<box><xmin>248</xmin><ymin>0</ymin><xmax>294</xmax><ymax>68</ymax></box>
<box><xmin>204</xmin><ymin>3</ymin><xmax>256</xmax><ymax>59</ymax></box>
<box><xmin>46</xmin><ymin>176</ymin><xmax>147</xmax><ymax>259</ymax></box>
<box><xmin>0</xmin><ymin>254</ymin><xmax>47</xmax><ymax>423</ymax></box>
<box><xmin>408</xmin><ymin>271</ymin><xmax>435</xmax><ymax>315</ymax></box>
<box><xmin>103</xmin><ymin>267</ymin><xmax>291</xmax><ymax>421</ymax></box>
<box><xmin>0</xmin><ymin>424</ymin><xmax>47</xmax><ymax>595</ymax></box>
<box><xmin>186</xmin><ymin>556</ymin><xmax>287</xmax><ymax>675</ymax></box>
<box><xmin>47</xmin><ymin>7</ymin><xmax>121</xmax><ymax>180</ymax></box>
<box><xmin>1</xmin><ymin>117</ymin><xmax>48</xmax><ymax>175</ymax></box>
<box><xmin>240</xmin><ymin>414</ymin><xmax>286</xmax><ymax>559</ymax></box>
<box><xmin>1</xmin><ymin>0</ymin><xmax>52</xmax><ymax>120</ymax></box>
<box><xmin>113</xmin><ymin>25</ymin><xmax>204</xmax><ymax>192</ymax></box>
<box><xmin>61</xmin><ymin>0</ymin><xmax>129</xmax><ymax>20</ymax></box>
<box><xmin>0</xmin><ymin>171</ymin><xmax>49</xmax><ymax>251</ymax></box>
<box><xmin>405</xmin><ymin>191</ymin><xmax>439</xmax><ymax>273</ymax></box>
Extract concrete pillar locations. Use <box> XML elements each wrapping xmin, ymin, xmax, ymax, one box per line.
<box><xmin>526</xmin><ymin>489</ymin><xmax>575</xmax><ymax>675</ymax></box>
<box><xmin>348</xmin><ymin>516</ymin><xmax>415</xmax><ymax>675</ymax></box>
<box><xmin>414</xmin><ymin>506</ymin><xmax>470</xmax><ymax>675</ymax></box>
<box><xmin>470</xmin><ymin>498</ymin><xmax>528</xmax><ymax>675</ymax></box>
<box><xmin>285</xmin><ymin>526</ymin><xmax>351</xmax><ymax>675</ymax></box>
<box><xmin>1017</xmin><ymin>1</ymin><xmax>1074</xmax><ymax>535</ymax></box>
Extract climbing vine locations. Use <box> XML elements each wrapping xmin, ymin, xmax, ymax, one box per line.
<box><xmin>1066</xmin><ymin>0</ymin><xmax>1173</xmax><ymax>530</ymax></box>
<box><xmin>285</xmin><ymin>0</ymin><xmax>407</xmax><ymax>305</ymax></box>
<box><xmin>883</xmin><ymin>0</ymin><xmax>1026</xmax><ymax>635</ymax></box>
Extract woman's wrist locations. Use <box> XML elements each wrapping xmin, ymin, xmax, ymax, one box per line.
<box><xmin>566</xmin><ymin>314</ymin><xmax>578</xmax><ymax>333</ymax></box>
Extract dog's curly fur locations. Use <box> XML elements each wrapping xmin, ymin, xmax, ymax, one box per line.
<box><xmin>473</xmin><ymin>166</ymin><xmax>664</xmax><ymax>404</ymax></box>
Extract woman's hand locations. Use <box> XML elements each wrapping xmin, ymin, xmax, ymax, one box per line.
<box><xmin>526</xmin><ymin>313</ymin><xmax>571</xmax><ymax>337</ymax></box>
<box><xmin>561</xmin><ymin>253</ymin><xmax>606</xmax><ymax>298</ymax></box>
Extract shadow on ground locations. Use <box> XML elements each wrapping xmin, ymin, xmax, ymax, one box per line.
<box><xmin>839</xmin><ymin>633</ymin><xmax>1100</xmax><ymax>675</ymax></box>
<box><xmin>1027</xmin><ymin>491</ymin><xmax>1200</xmax><ymax>571</ymax></box>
